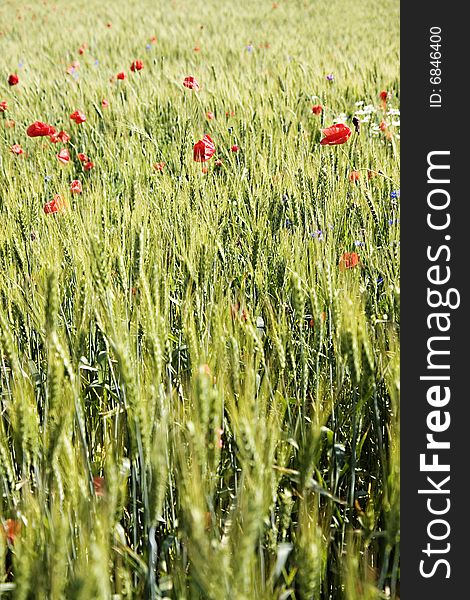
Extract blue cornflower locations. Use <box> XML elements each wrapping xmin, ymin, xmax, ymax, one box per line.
<box><xmin>390</xmin><ymin>189</ymin><xmax>400</xmax><ymax>199</ymax></box>
<box><xmin>326</xmin><ymin>73</ymin><xmax>334</xmax><ymax>81</ymax></box>
<box><xmin>146</xmin><ymin>44</ymin><xmax>152</xmax><ymax>50</ymax></box>
<box><xmin>354</xmin><ymin>240</ymin><xmax>365</xmax><ymax>247</ymax></box>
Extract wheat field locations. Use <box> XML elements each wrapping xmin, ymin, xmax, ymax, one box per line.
<box><xmin>0</xmin><ymin>1</ymin><xmax>399</xmax><ymax>598</ymax></box>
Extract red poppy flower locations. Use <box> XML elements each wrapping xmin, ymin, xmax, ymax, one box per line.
<box><xmin>70</xmin><ymin>180</ymin><xmax>82</xmax><ymax>194</ymax></box>
<box><xmin>193</xmin><ymin>46</ymin><xmax>201</xmax><ymax>52</ymax></box>
<box><xmin>50</xmin><ymin>130</ymin><xmax>70</xmax><ymax>143</ymax></box>
<box><xmin>230</xmin><ymin>144</ymin><xmax>239</xmax><ymax>152</ymax></box>
<box><xmin>116</xmin><ymin>72</ymin><xmax>126</xmax><ymax>80</ymax></box>
<box><xmin>379</xmin><ymin>120</ymin><xmax>388</xmax><ymax>132</ymax></box>
<box><xmin>93</xmin><ymin>476</ymin><xmax>105</xmax><ymax>497</ymax></box>
<box><xmin>183</xmin><ymin>76</ymin><xmax>200</xmax><ymax>91</ymax></box>
<box><xmin>0</xmin><ymin>100</ymin><xmax>7</xmax><ymax>112</ymax></box>
<box><xmin>78</xmin><ymin>46</ymin><xmax>85</xmax><ymax>55</ymax></box>
<box><xmin>78</xmin><ymin>152</ymin><xmax>89</xmax><ymax>162</ymax></box>
<box><xmin>154</xmin><ymin>162</ymin><xmax>165</xmax><ymax>171</ymax></box>
<box><xmin>57</xmin><ymin>148</ymin><xmax>70</xmax><ymax>164</ymax></box>
<box><xmin>2</xmin><ymin>519</ymin><xmax>21</xmax><ymax>545</ymax></box>
<box><xmin>339</xmin><ymin>252</ymin><xmax>359</xmax><ymax>271</ymax></box>
<box><xmin>349</xmin><ymin>170</ymin><xmax>361</xmax><ymax>182</ymax></box>
<box><xmin>206</xmin><ymin>111</ymin><xmax>215</xmax><ymax>120</ymax></box>
<box><xmin>130</xmin><ymin>60</ymin><xmax>143</xmax><ymax>72</ymax></box>
<box><xmin>225</xmin><ymin>110</ymin><xmax>235</xmax><ymax>118</ymax></box>
<box><xmin>320</xmin><ymin>123</ymin><xmax>352</xmax><ymax>146</ymax></box>
<box><xmin>311</xmin><ymin>104</ymin><xmax>322</xmax><ymax>115</ymax></box>
<box><xmin>101</xmin><ymin>99</ymin><xmax>109</xmax><ymax>108</ymax></box>
<box><xmin>27</xmin><ymin>121</ymin><xmax>56</xmax><ymax>137</ymax></box>
<box><xmin>70</xmin><ymin>110</ymin><xmax>86</xmax><ymax>124</ymax></box>
<box><xmin>193</xmin><ymin>134</ymin><xmax>215</xmax><ymax>162</ymax></box>
<box><xmin>44</xmin><ymin>194</ymin><xmax>66</xmax><ymax>214</ymax></box>
<box><xmin>10</xmin><ymin>144</ymin><xmax>24</xmax><ymax>155</ymax></box>
<box><xmin>8</xmin><ymin>74</ymin><xmax>19</xmax><ymax>86</ymax></box>
<box><xmin>83</xmin><ymin>161</ymin><xmax>94</xmax><ymax>171</ymax></box>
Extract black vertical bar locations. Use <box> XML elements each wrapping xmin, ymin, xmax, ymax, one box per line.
<box><xmin>402</xmin><ymin>3</ymin><xmax>468</xmax><ymax>597</ymax></box>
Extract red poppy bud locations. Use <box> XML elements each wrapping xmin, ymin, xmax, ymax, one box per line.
<box><xmin>0</xmin><ymin>100</ymin><xmax>7</xmax><ymax>112</ymax></box>
<box><xmin>230</xmin><ymin>144</ymin><xmax>239</xmax><ymax>152</ymax></box>
<box><xmin>83</xmin><ymin>161</ymin><xmax>94</xmax><ymax>171</ymax></box>
<box><xmin>311</xmin><ymin>104</ymin><xmax>322</xmax><ymax>115</ymax></box>
<box><xmin>8</xmin><ymin>74</ymin><xmax>19</xmax><ymax>86</ymax></box>
<box><xmin>116</xmin><ymin>72</ymin><xmax>126</xmax><ymax>80</ymax></box>
<box><xmin>379</xmin><ymin>90</ymin><xmax>388</xmax><ymax>101</ymax></box>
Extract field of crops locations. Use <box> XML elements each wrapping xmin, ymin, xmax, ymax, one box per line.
<box><xmin>0</xmin><ymin>0</ymin><xmax>400</xmax><ymax>598</ymax></box>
